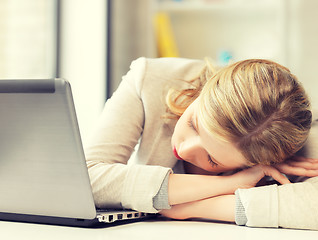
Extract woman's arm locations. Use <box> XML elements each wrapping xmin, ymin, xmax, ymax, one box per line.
<box><xmin>160</xmin><ymin>165</ymin><xmax>289</xmax><ymax>222</ymax></box>
<box><xmin>86</xmin><ymin>58</ymin><xmax>172</xmax><ymax>213</ymax></box>
<box><xmin>168</xmin><ymin>174</ymin><xmax>236</xmax><ymax>206</ymax></box>
<box><xmin>167</xmin><ymin>165</ymin><xmax>290</xmax><ymax>206</ymax></box>
<box><xmin>161</xmin><ymin>195</ymin><xmax>236</xmax><ymax>222</ymax></box>
<box><xmin>164</xmin><ymin>168</ymin><xmax>318</xmax><ymax>229</ymax></box>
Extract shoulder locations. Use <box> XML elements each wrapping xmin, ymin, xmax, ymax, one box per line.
<box><xmin>129</xmin><ymin>57</ymin><xmax>205</xmax><ymax>80</ymax></box>
<box><xmin>145</xmin><ymin>57</ymin><xmax>204</xmax><ymax>67</ymax></box>
<box><xmin>125</xmin><ymin>57</ymin><xmax>205</xmax><ymax>98</ymax></box>
<box><xmin>144</xmin><ymin>57</ymin><xmax>205</xmax><ymax>80</ymax></box>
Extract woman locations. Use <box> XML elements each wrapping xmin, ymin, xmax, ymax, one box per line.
<box><xmin>85</xmin><ymin>57</ymin><xmax>318</xmax><ymax>230</ymax></box>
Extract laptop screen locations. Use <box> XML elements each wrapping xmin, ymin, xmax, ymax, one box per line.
<box><xmin>0</xmin><ymin>79</ymin><xmax>96</xmax><ymax>220</ymax></box>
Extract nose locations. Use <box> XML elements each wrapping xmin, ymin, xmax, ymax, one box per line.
<box><xmin>178</xmin><ymin>136</ymin><xmax>204</xmax><ymax>162</ymax></box>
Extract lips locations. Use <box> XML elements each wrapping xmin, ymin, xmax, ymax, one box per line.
<box><xmin>173</xmin><ymin>146</ymin><xmax>183</xmax><ymax>160</ymax></box>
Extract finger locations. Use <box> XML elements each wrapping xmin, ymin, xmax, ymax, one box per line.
<box><xmin>291</xmin><ymin>156</ymin><xmax>318</xmax><ymax>163</ymax></box>
<box><xmin>276</xmin><ymin>164</ymin><xmax>318</xmax><ymax>177</ymax></box>
<box><xmin>263</xmin><ymin>166</ymin><xmax>291</xmax><ymax>185</ymax></box>
<box><xmin>287</xmin><ymin>160</ymin><xmax>318</xmax><ymax>170</ymax></box>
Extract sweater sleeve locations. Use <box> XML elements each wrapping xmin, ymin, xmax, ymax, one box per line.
<box><xmin>235</xmin><ymin>177</ymin><xmax>318</xmax><ymax>230</ymax></box>
<box><xmin>235</xmin><ymin>185</ymin><xmax>279</xmax><ymax>228</ymax></box>
<box><xmin>85</xmin><ymin>57</ymin><xmax>172</xmax><ymax>213</ymax></box>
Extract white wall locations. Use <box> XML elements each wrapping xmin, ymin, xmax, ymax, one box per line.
<box><xmin>0</xmin><ymin>0</ymin><xmax>56</xmax><ymax>79</ymax></box>
<box><xmin>287</xmin><ymin>0</ymin><xmax>318</xmax><ymax>108</ymax></box>
<box><xmin>59</xmin><ymin>0</ymin><xmax>106</xmax><ymax>145</ymax></box>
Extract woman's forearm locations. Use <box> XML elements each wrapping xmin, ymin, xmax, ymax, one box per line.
<box><xmin>161</xmin><ymin>194</ymin><xmax>236</xmax><ymax>222</ymax></box>
<box><xmin>168</xmin><ymin>165</ymin><xmax>290</xmax><ymax>206</ymax></box>
<box><xmin>168</xmin><ymin>173</ymin><xmax>238</xmax><ymax>205</ymax></box>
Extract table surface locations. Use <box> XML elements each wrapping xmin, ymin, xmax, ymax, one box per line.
<box><xmin>0</xmin><ymin>217</ymin><xmax>317</xmax><ymax>240</ymax></box>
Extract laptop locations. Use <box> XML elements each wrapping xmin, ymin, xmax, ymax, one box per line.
<box><xmin>0</xmin><ymin>79</ymin><xmax>154</xmax><ymax>227</ymax></box>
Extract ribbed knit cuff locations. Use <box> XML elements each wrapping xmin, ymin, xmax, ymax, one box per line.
<box><xmin>235</xmin><ymin>190</ymin><xmax>247</xmax><ymax>226</ymax></box>
<box><xmin>153</xmin><ymin>172</ymin><xmax>171</xmax><ymax>210</ymax></box>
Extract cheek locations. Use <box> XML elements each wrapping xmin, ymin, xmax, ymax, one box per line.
<box><xmin>172</xmin><ymin>116</ymin><xmax>187</xmax><ymax>139</ymax></box>
<box><xmin>171</xmin><ymin>120</ymin><xmax>183</xmax><ymax>147</ymax></box>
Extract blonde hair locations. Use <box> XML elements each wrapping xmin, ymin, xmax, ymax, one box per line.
<box><xmin>165</xmin><ymin>59</ymin><xmax>216</xmax><ymax>118</ymax></box>
<box><xmin>167</xmin><ymin>59</ymin><xmax>312</xmax><ymax>166</ymax></box>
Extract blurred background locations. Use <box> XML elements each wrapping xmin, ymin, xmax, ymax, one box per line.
<box><xmin>0</xmin><ymin>0</ymin><xmax>318</xmax><ymax>144</ymax></box>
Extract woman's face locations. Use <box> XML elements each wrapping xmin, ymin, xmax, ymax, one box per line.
<box><xmin>171</xmin><ymin>99</ymin><xmax>248</xmax><ymax>173</ymax></box>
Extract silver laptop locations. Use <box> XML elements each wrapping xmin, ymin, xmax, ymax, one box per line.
<box><xmin>0</xmin><ymin>79</ymin><xmax>154</xmax><ymax>227</ymax></box>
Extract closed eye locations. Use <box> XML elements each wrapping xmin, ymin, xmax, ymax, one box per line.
<box><xmin>207</xmin><ymin>155</ymin><xmax>218</xmax><ymax>167</ymax></box>
<box><xmin>188</xmin><ymin>117</ymin><xmax>218</xmax><ymax>168</ymax></box>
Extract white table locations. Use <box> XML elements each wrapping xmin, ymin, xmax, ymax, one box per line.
<box><xmin>0</xmin><ymin>218</ymin><xmax>317</xmax><ymax>240</ymax></box>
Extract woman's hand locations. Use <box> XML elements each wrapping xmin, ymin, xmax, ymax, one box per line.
<box><xmin>231</xmin><ymin>164</ymin><xmax>290</xmax><ymax>189</ymax></box>
<box><xmin>274</xmin><ymin>156</ymin><xmax>318</xmax><ymax>177</ymax></box>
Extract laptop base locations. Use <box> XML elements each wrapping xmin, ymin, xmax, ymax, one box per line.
<box><xmin>0</xmin><ymin>211</ymin><xmax>158</xmax><ymax>228</ymax></box>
